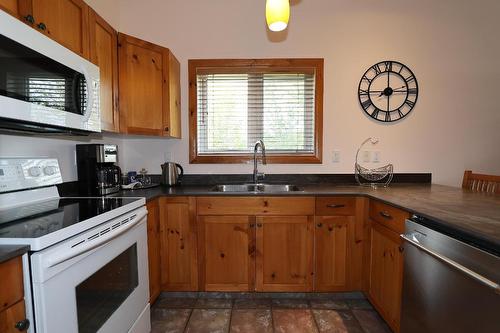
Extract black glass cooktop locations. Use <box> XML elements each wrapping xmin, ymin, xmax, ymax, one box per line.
<box><xmin>0</xmin><ymin>197</ymin><xmax>141</xmax><ymax>239</ymax></box>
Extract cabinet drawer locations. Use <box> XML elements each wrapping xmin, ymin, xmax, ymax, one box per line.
<box><xmin>316</xmin><ymin>197</ymin><xmax>356</xmax><ymax>216</ymax></box>
<box><xmin>369</xmin><ymin>200</ymin><xmax>409</xmax><ymax>234</ymax></box>
<box><xmin>197</xmin><ymin>197</ymin><xmax>315</xmax><ymax>216</ymax></box>
<box><xmin>0</xmin><ymin>257</ymin><xmax>24</xmax><ymax>313</ymax></box>
<box><xmin>0</xmin><ymin>300</ymin><xmax>28</xmax><ymax>333</ymax></box>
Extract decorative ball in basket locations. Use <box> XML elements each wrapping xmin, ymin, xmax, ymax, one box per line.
<box><xmin>354</xmin><ymin>137</ymin><xmax>393</xmax><ymax>188</ymax></box>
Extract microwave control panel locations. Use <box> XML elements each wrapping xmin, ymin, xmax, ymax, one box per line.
<box><xmin>0</xmin><ymin>158</ymin><xmax>62</xmax><ymax>193</ymax></box>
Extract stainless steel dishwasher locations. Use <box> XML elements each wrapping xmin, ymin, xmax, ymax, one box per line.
<box><xmin>400</xmin><ymin>217</ymin><xmax>500</xmax><ymax>333</ymax></box>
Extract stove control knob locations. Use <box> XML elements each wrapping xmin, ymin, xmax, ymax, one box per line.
<box><xmin>43</xmin><ymin>166</ymin><xmax>56</xmax><ymax>175</ymax></box>
<box><xmin>28</xmin><ymin>166</ymin><xmax>41</xmax><ymax>177</ymax></box>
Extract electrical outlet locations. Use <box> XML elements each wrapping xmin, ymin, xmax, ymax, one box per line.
<box><xmin>332</xmin><ymin>150</ymin><xmax>341</xmax><ymax>163</ymax></box>
<box><xmin>164</xmin><ymin>151</ymin><xmax>172</xmax><ymax>162</ymax></box>
<box><xmin>362</xmin><ymin>150</ymin><xmax>371</xmax><ymax>163</ymax></box>
<box><xmin>373</xmin><ymin>151</ymin><xmax>381</xmax><ymax>163</ymax></box>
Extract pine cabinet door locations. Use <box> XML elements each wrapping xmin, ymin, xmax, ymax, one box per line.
<box><xmin>255</xmin><ymin>216</ymin><xmax>313</xmax><ymax>292</ymax></box>
<box><xmin>31</xmin><ymin>0</ymin><xmax>90</xmax><ymax>58</ymax></box>
<box><xmin>368</xmin><ymin>222</ymin><xmax>403</xmax><ymax>332</ymax></box>
<box><xmin>89</xmin><ymin>9</ymin><xmax>118</xmax><ymax>132</ymax></box>
<box><xmin>198</xmin><ymin>216</ymin><xmax>255</xmax><ymax>291</ymax></box>
<box><xmin>159</xmin><ymin>197</ymin><xmax>198</xmax><ymax>291</ymax></box>
<box><xmin>314</xmin><ymin>216</ymin><xmax>351</xmax><ymax>291</ymax></box>
<box><xmin>146</xmin><ymin>199</ymin><xmax>161</xmax><ymax>303</ymax></box>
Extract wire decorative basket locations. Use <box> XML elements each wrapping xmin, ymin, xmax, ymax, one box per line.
<box><xmin>354</xmin><ymin>138</ymin><xmax>394</xmax><ymax>188</ymax></box>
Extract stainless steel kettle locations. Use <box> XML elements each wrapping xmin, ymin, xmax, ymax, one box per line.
<box><xmin>161</xmin><ymin>162</ymin><xmax>184</xmax><ymax>186</ymax></box>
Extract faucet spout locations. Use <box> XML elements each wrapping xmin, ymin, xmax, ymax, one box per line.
<box><xmin>253</xmin><ymin>140</ymin><xmax>266</xmax><ymax>184</ymax></box>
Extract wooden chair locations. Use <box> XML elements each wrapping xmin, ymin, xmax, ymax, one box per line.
<box><xmin>462</xmin><ymin>170</ymin><xmax>500</xmax><ymax>194</ymax></box>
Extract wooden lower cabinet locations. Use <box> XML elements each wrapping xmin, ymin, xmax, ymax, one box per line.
<box><xmin>0</xmin><ymin>300</ymin><xmax>27</xmax><ymax>333</ymax></box>
<box><xmin>198</xmin><ymin>216</ymin><xmax>255</xmax><ymax>291</ymax></box>
<box><xmin>159</xmin><ymin>197</ymin><xmax>198</xmax><ymax>291</ymax></box>
<box><xmin>314</xmin><ymin>216</ymin><xmax>351</xmax><ymax>291</ymax></box>
<box><xmin>367</xmin><ymin>221</ymin><xmax>404</xmax><ymax>332</ymax></box>
<box><xmin>146</xmin><ymin>199</ymin><xmax>161</xmax><ymax>303</ymax></box>
<box><xmin>255</xmin><ymin>216</ymin><xmax>314</xmax><ymax>292</ymax></box>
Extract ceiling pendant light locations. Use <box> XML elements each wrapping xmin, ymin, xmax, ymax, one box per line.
<box><xmin>266</xmin><ymin>0</ymin><xmax>290</xmax><ymax>32</ymax></box>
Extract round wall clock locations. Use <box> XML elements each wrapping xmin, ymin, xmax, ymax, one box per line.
<box><xmin>358</xmin><ymin>61</ymin><xmax>419</xmax><ymax>122</ymax></box>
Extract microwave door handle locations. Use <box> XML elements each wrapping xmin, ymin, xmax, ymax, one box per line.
<box><xmin>401</xmin><ymin>234</ymin><xmax>500</xmax><ymax>293</ymax></box>
<box><xmin>45</xmin><ymin>210</ymin><xmax>147</xmax><ymax>268</ymax></box>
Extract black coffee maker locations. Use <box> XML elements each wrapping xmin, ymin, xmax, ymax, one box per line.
<box><xmin>76</xmin><ymin>144</ymin><xmax>121</xmax><ymax>196</ymax></box>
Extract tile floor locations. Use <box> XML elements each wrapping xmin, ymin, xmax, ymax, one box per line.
<box><xmin>150</xmin><ymin>293</ymin><xmax>391</xmax><ymax>333</ymax></box>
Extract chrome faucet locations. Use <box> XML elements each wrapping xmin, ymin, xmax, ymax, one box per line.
<box><xmin>253</xmin><ymin>140</ymin><xmax>266</xmax><ymax>184</ymax></box>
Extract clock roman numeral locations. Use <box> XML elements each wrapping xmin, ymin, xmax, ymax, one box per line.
<box><xmin>372</xmin><ymin>64</ymin><xmax>382</xmax><ymax>75</ymax></box>
<box><xmin>397</xmin><ymin>108</ymin><xmax>404</xmax><ymax>118</ymax></box>
<box><xmin>359</xmin><ymin>89</ymin><xmax>369</xmax><ymax>96</ymax></box>
<box><xmin>384</xmin><ymin>61</ymin><xmax>393</xmax><ymax>72</ymax></box>
<box><xmin>408</xmin><ymin>88</ymin><xmax>418</xmax><ymax>95</ymax></box>
<box><xmin>362</xmin><ymin>74</ymin><xmax>372</xmax><ymax>83</ymax></box>
<box><xmin>405</xmin><ymin>75</ymin><xmax>416</xmax><ymax>83</ymax></box>
<box><xmin>361</xmin><ymin>99</ymin><xmax>373</xmax><ymax>110</ymax></box>
<box><xmin>385</xmin><ymin>112</ymin><xmax>391</xmax><ymax>122</ymax></box>
<box><xmin>405</xmin><ymin>100</ymin><xmax>415</xmax><ymax>108</ymax></box>
<box><xmin>371</xmin><ymin>108</ymin><xmax>380</xmax><ymax>118</ymax></box>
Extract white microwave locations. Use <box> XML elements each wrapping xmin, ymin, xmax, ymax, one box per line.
<box><xmin>0</xmin><ymin>10</ymin><xmax>100</xmax><ymax>134</ymax></box>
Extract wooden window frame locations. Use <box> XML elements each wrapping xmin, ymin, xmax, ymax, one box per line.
<box><xmin>188</xmin><ymin>58</ymin><xmax>324</xmax><ymax>164</ymax></box>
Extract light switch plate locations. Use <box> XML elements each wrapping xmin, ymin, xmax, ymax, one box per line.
<box><xmin>332</xmin><ymin>150</ymin><xmax>341</xmax><ymax>163</ymax></box>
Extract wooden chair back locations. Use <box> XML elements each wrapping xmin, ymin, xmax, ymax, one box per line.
<box><xmin>462</xmin><ymin>170</ymin><xmax>500</xmax><ymax>194</ymax></box>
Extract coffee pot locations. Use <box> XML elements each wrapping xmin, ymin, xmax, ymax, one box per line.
<box><xmin>161</xmin><ymin>162</ymin><xmax>183</xmax><ymax>186</ymax></box>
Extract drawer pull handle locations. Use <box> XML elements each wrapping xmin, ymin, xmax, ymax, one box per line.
<box><xmin>379</xmin><ymin>211</ymin><xmax>393</xmax><ymax>219</ymax></box>
<box><xmin>326</xmin><ymin>204</ymin><xmax>345</xmax><ymax>208</ymax></box>
<box><xmin>15</xmin><ymin>319</ymin><xmax>30</xmax><ymax>331</ymax></box>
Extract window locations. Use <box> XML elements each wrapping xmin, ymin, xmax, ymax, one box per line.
<box><xmin>189</xmin><ymin>59</ymin><xmax>323</xmax><ymax>163</ymax></box>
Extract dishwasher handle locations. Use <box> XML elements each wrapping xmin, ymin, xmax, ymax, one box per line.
<box><xmin>401</xmin><ymin>234</ymin><xmax>500</xmax><ymax>294</ymax></box>
<box><xmin>46</xmin><ymin>210</ymin><xmax>147</xmax><ymax>268</ymax></box>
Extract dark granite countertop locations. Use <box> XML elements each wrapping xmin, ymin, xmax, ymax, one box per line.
<box><xmin>115</xmin><ymin>183</ymin><xmax>500</xmax><ymax>254</ymax></box>
<box><xmin>0</xmin><ymin>245</ymin><xmax>29</xmax><ymax>264</ymax></box>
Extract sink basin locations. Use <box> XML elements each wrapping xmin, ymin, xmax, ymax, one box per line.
<box><xmin>210</xmin><ymin>184</ymin><xmax>303</xmax><ymax>193</ymax></box>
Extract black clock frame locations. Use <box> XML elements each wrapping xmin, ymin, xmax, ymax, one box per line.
<box><xmin>358</xmin><ymin>60</ymin><xmax>419</xmax><ymax>123</ymax></box>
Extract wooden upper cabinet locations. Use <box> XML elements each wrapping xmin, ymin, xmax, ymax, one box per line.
<box><xmin>198</xmin><ymin>216</ymin><xmax>255</xmax><ymax>292</ymax></box>
<box><xmin>146</xmin><ymin>199</ymin><xmax>161</xmax><ymax>304</ymax></box>
<box><xmin>314</xmin><ymin>216</ymin><xmax>351</xmax><ymax>291</ymax></box>
<box><xmin>25</xmin><ymin>0</ymin><xmax>90</xmax><ymax>58</ymax></box>
<box><xmin>159</xmin><ymin>197</ymin><xmax>198</xmax><ymax>291</ymax></box>
<box><xmin>118</xmin><ymin>33</ymin><xmax>181</xmax><ymax>137</ymax></box>
<box><xmin>0</xmin><ymin>0</ymin><xmax>21</xmax><ymax>18</ymax></box>
<box><xmin>368</xmin><ymin>222</ymin><xmax>404</xmax><ymax>332</ymax></box>
<box><xmin>88</xmin><ymin>9</ymin><xmax>119</xmax><ymax>132</ymax></box>
<box><xmin>255</xmin><ymin>216</ymin><xmax>313</xmax><ymax>292</ymax></box>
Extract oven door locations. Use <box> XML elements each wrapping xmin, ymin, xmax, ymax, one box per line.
<box><xmin>30</xmin><ymin>207</ymin><xmax>149</xmax><ymax>333</ymax></box>
<box><xmin>0</xmin><ymin>10</ymin><xmax>100</xmax><ymax>133</ymax></box>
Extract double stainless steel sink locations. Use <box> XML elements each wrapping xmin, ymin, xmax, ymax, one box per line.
<box><xmin>210</xmin><ymin>183</ymin><xmax>303</xmax><ymax>193</ymax></box>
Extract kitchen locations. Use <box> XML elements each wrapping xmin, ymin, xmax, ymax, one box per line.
<box><xmin>0</xmin><ymin>0</ymin><xmax>499</xmax><ymax>333</ymax></box>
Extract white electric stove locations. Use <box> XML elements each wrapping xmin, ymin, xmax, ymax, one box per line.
<box><xmin>0</xmin><ymin>158</ymin><xmax>151</xmax><ymax>333</ymax></box>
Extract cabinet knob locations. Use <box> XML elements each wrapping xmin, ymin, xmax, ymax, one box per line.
<box><xmin>257</xmin><ymin>223</ymin><xmax>263</xmax><ymax>228</ymax></box>
<box><xmin>326</xmin><ymin>204</ymin><xmax>345</xmax><ymax>209</ymax></box>
<box><xmin>398</xmin><ymin>246</ymin><xmax>404</xmax><ymax>253</ymax></box>
<box><xmin>379</xmin><ymin>211</ymin><xmax>393</xmax><ymax>220</ymax></box>
<box><xmin>15</xmin><ymin>319</ymin><xmax>30</xmax><ymax>331</ymax></box>
<box><xmin>249</xmin><ymin>223</ymin><xmax>255</xmax><ymax>228</ymax></box>
<box><xmin>24</xmin><ymin>14</ymin><xmax>34</xmax><ymax>24</ymax></box>
<box><xmin>164</xmin><ymin>127</ymin><xmax>169</xmax><ymax>132</ymax></box>
<box><xmin>317</xmin><ymin>223</ymin><xmax>323</xmax><ymax>228</ymax></box>
<box><xmin>37</xmin><ymin>22</ymin><xmax>47</xmax><ymax>31</ymax></box>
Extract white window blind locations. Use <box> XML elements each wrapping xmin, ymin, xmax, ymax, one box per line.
<box><xmin>196</xmin><ymin>72</ymin><xmax>316</xmax><ymax>155</ymax></box>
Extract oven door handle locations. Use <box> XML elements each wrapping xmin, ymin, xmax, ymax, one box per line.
<box><xmin>401</xmin><ymin>234</ymin><xmax>500</xmax><ymax>293</ymax></box>
<box><xmin>45</xmin><ymin>210</ymin><xmax>147</xmax><ymax>268</ymax></box>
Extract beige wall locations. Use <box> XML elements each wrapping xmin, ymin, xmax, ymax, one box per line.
<box><xmin>2</xmin><ymin>0</ymin><xmax>500</xmax><ymax>186</ymax></box>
